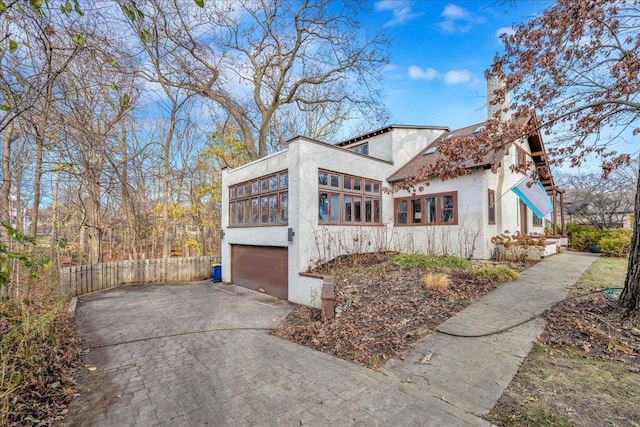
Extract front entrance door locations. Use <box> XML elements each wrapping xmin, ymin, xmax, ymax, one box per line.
<box><xmin>519</xmin><ymin>200</ymin><xmax>528</xmax><ymax>235</ymax></box>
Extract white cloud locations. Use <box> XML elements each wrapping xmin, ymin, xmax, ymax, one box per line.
<box><xmin>438</xmin><ymin>3</ymin><xmax>474</xmax><ymax>34</ymax></box>
<box><xmin>495</xmin><ymin>26</ymin><xmax>515</xmax><ymax>39</ymax></box>
<box><xmin>442</xmin><ymin>3</ymin><xmax>470</xmax><ymax>20</ymax></box>
<box><xmin>375</xmin><ymin>0</ymin><xmax>421</xmax><ymax>27</ymax></box>
<box><xmin>408</xmin><ymin>65</ymin><xmax>440</xmax><ymax>80</ymax></box>
<box><xmin>383</xmin><ymin>63</ymin><xmax>398</xmax><ymax>72</ymax></box>
<box><xmin>444</xmin><ymin>69</ymin><xmax>472</xmax><ymax>84</ymax></box>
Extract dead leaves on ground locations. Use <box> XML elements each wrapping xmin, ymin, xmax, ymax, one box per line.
<box><xmin>271</xmin><ymin>254</ymin><xmax>501</xmax><ymax>370</ymax></box>
<box><xmin>542</xmin><ymin>293</ymin><xmax>640</xmax><ymax>370</ymax></box>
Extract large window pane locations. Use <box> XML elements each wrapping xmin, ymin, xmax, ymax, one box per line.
<box><xmin>412</xmin><ymin>199</ymin><xmax>422</xmax><ymax>223</ymax></box>
<box><xmin>280</xmin><ymin>192</ymin><xmax>288</xmax><ymax>222</ymax></box>
<box><xmin>237</xmin><ymin>199</ymin><xmax>244</xmax><ymax>224</ymax></box>
<box><xmin>230</xmin><ymin>202</ymin><xmax>236</xmax><ymax>226</ymax></box>
<box><xmin>319</xmin><ymin>193</ymin><xmax>329</xmax><ymax>221</ymax></box>
<box><xmin>269</xmin><ymin>195</ymin><xmax>277</xmax><ymax>223</ymax></box>
<box><xmin>373</xmin><ymin>199</ymin><xmax>381</xmax><ymax>223</ymax></box>
<box><xmin>344</xmin><ymin>196</ymin><xmax>353</xmax><ymax>222</ymax></box>
<box><xmin>252</xmin><ymin>198</ymin><xmax>259</xmax><ymax>224</ymax></box>
<box><xmin>244</xmin><ymin>200</ymin><xmax>251</xmax><ymax>224</ymax></box>
<box><xmin>330</xmin><ymin>194</ymin><xmax>340</xmax><ymax>222</ymax></box>
<box><xmin>442</xmin><ymin>195</ymin><xmax>454</xmax><ymax>223</ymax></box>
<box><xmin>261</xmin><ymin>197</ymin><xmax>268</xmax><ymax>223</ymax></box>
<box><xmin>397</xmin><ymin>200</ymin><xmax>408</xmax><ymax>224</ymax></box>
<box><xmin>280</xmin><ymin>172</ymin><xmax>288</xmax><ymax>188</ymax></box>
<box><xmin>354</xmin><ymin>197</ymin><xmax>362</xmax><ymax>222</ymax></box>
<box><xmin>365</xmin><ymin>199</ymin><xmax>372</xmax><ymax>222</ymax></box>
<box><xmin>426</xmin><ymin>197</ymin><xmax>437</xmax><ymax>224</ymax></box>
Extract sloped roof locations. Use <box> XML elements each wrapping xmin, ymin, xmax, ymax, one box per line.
<box><xmin>387</xmin><ymin>111</ymin><xmax>557</xmax><ymax>192</ymax></box>
<box><xmin>387</xmin><ymin>121</ymin><xmax>507</xmax><ymax>182</ymax></box>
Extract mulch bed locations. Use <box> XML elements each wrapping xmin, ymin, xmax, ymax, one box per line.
<box><xmin>271</xmin><ymin>253</ymin><xmax>529</xmax><ymax>370</ymax></box>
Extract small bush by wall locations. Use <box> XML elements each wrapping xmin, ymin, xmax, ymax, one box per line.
<box><xmin>491</xmin><ymin>231</ymin><xmax>546</xmax><ymax>261</ymax></box>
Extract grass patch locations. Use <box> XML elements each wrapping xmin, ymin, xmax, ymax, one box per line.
<box><xmin>472</xmin><ymin>265</ymin><xmax>519</xmax><ymax>282</ymax></box>
<box><xmin>389</xmin><ymin>254</ymin><xmax>470</xmax><ymax>271</ymax></box>
<box><xmin>488</xmin><ymin>343</ymin><xmax>640</xmax><ymax>427</ymax></box>
<box><xmin>573</xmin><ymin>256</ymin><xmax>627</xmax><ymax>293</ymax></box>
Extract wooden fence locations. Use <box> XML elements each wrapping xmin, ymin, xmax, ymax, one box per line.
<box><xmin>59</xmin><ymin>255</ymin><xmax>221</xmax><ymax>298</ymax></box>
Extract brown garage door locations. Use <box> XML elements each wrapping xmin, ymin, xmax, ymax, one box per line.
<box><xmin>231</xmin><ymin>245</ymin><xmax>288</xmax><ymax>299</ymax></box>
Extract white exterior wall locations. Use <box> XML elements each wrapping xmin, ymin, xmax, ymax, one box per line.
<box><xmin>221</xmin><ymin>150</ymin><xmax>292</xmax><ymax>288</ymax></box>
<box><xmin>292</xmin><ymin>139</ymin><xmax>396</xmax><ymax>306</ymax></box>
<box><xmin>389</xmin><ymin>128</ymin><xmax>448</xmax><ymax>167</ymax></box>
<box><xmin>222</xmin><ymin>138</ymin><xmax>396</xmax><ymax>308</ymax></box>
<box><xmin>346</xmin><ymin>127</ymin><xmax>448</xmax><ymax>165</ymax></box>
<box><xmin>365</xmin><ymin>132</ymin><xmax>394</xmax><ymax>162</ymax></box>
<box><xmin>221</xmin><ymin>130</ymin><xmax>547</xmax><ymax>308</ymax></box>
<box><xmin>391</xmin><ymin>172</ymin><xmax>488</xmax><ymax>258</ymax></box>
<box><xmin>484</xmin><ymin>140</ymin><xmax>546</xmax><ymax>254</ymax></box>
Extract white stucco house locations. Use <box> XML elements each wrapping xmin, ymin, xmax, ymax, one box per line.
<box><xmin>220</xmin><ymin>81</ymin><xmax>565</xmax><ymax>308</ymax></box>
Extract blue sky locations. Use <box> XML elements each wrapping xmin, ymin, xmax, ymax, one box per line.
<box><xmin>367</xmin><ymin>0</ymin><xmax>552</xmax><ymax>130</ymax></box>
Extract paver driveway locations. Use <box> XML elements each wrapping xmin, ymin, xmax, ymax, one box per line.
<box><xmin>65</xmin><ymin>281</ymin><xmax>487</xmax><ymax>426</ymax></box>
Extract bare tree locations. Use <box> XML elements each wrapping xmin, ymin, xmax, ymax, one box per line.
<box><xmin>459</xmin><ymin>0</ymin><xmax>640</xmax><ymax>315</ymax></box>
<box><xmin>119</xmin><ymin>0</ymin><xmax>388</xmax><ymax>160</ymax></box>
<box><xmin>1</xmin><ymin>3</ymin><xmax>82</xmax><ymax>241</ymax></box>
<box><xmin>55</xmin><ymin>36</ymin><xmax>137</xmax><ymax>264</ymax></box>
<box><xmin>558</xmin><ymin>167</ymin><xmax>636</xmax><ymax>229</ymax></box>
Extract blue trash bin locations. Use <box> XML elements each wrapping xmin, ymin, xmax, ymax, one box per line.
<box><xmin>212</xmin><ymin>264</ymin><xmax>222</xmax><ymax>282</ymax></box>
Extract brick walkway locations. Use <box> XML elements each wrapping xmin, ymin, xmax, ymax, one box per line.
<box><xmin>65</xmin><ymin>283</ymin><xmax>487</xmax><ymax>426</ymax></box>
<box><xmin>384</xmin><ymin>251</ymin><xmax>598</xmax><ymax>416</ymax></box>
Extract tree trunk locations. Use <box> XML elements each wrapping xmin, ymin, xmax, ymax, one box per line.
<box><xmin>87</xmin><ymin>175</ymin><xmax>103</xmax><ymax>264</ymax></box>
<box><xmin>162</xmin><ymin>105</ymin><xmax>178</xmax><ymax>260</ymax></box>
<box><xmin>49</xmin><ymin>170</ymin><xmax>60</xmax><ymax>266</ymax></box>
<box><xmin>29</xmin><ymin>129</ymin><xmax>45</xmax><ymax>238</ymax></box>
<box><xmin>0</xmin><ymin>122</ymin><xmax>14</xmax><ymax>224</ymax></box>
<box><xmin>620</xmin><ymin>162</ymin><xmax>640</xmax><ymax>314</ymax></box>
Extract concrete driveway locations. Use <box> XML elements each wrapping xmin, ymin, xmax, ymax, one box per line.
<box><xmin>65</xmin><ymin>281</ymin><xmax>487</xmax><ymax>426</ymax></box>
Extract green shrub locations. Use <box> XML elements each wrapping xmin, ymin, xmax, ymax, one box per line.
<box><xmin>389</xmin><ymin>254</ymin><xmax>470</xmax><ymax>271</ymax></box>
<box><xmin>473</xmin><ymin>265</ymin><xmax>520</xmax><ymax>282</ymax></box>
<box><xmin>567</xmin><ymin>224</ymin><xmax>632</xmax><ymax>255</ymax></box>
<box><xmin>598</xmin><ymin>229</ymin><xmax>632</xmax><ymax>257</ymax></box>
<box><xmin>569</xmin><ymin>228</ymin><xmax>604</xmax><ymax>252</ymax></box>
